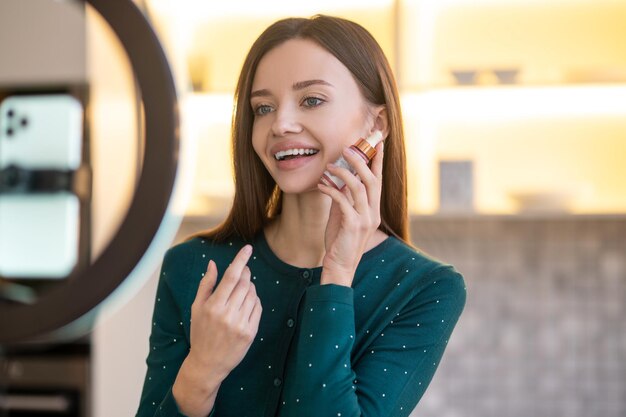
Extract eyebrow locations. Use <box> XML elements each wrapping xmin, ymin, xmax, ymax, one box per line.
<box><xmin>250</xmin><ymin>79</ymin><xmax>334</xmax><ymax>99</ymax></box>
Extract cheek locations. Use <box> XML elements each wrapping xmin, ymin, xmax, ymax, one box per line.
<box><xmin>318</xmin><ymin>108</ymin><xmax>369</xmax><ymax>148</ymax></box>
<box><xmin>251</xmin><ymin>116</ymin><xmax>274</xmax><ymax>150</ymax></box>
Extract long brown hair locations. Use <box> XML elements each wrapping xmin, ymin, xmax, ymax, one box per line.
<box><xmin>184</xmin><ymin>14</ymin><xmax>410</xmax><ymax>245</ymax></box>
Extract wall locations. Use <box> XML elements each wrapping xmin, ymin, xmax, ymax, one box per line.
<box><xmin>0</xmin><ymin>0</ymin><xmax>86</xmax><ymax>86</ymax></box>
<box><xmin>411</xmin><ymin>215</ymin><xmax>626</xmax><ymax>417</ymax></box>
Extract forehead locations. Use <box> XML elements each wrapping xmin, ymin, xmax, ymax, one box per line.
<box><xmin>251</xmin><ymin>38</ymin><xmax>358</xmax><ymax>92</ymax></box>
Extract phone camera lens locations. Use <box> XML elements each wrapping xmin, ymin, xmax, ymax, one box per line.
<box><xmin>6</xmin><ymin>128</ymin><xmax>14</xmax><ymax>137</ymax></box>
<box><xmin>20</xmin><ymin>118</ymin><xmax>28</xmax><ymax>127</ymax></box>
<box><xmin>7</xmin><ymin>109</ymin><xmax>15</xmax><ymax>118</ymax></box>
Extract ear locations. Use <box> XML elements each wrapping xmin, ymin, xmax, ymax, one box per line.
<box><xmin>370</xmin><ymin>105</ymin><xmax>390</xmax><ymax>139</ymax></box>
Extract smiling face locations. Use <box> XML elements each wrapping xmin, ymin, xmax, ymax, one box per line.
<box><xmin>250</xmin><ymin>38</ymin><xmax>377</xmax><ymax>194</ymax></box>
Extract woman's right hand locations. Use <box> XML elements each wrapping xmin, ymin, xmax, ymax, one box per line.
<box><xmin>172</xmin><ymin>245</ymin><xmax>262</xmax><ymax>416</ymax></box>
<box><xmin>188</xmin><ymin>244</ymin><xmax>263</xmax><ymax>379</ymax></box>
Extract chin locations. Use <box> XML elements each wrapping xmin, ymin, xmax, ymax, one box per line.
<box><xmin>277</xmin><ymin>180</ymin><xmax>322</xmax><ymax>196</ymax></box>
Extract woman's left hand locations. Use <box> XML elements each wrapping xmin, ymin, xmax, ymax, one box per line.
<box><xmin>317</xmin><ymin>140</ymin><xmax>384</xmax><ymax>287</ymax></box>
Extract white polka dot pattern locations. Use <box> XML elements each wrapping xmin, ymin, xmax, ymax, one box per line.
<box><xmin>135</xmin><ymin>235</ymin><xmax>466</xmax><ymax>417</ymax></box>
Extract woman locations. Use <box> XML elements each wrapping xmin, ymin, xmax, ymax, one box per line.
<box><xmin>136</xmin><ymin>14</ymin><xmax>466</xmax><ymax>417</ymax></box>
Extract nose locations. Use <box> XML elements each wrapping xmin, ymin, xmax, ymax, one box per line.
<box><xmin>271</xmin><ymin>104</ymin><xmax>303</xmax><ymax>137</ymax></box>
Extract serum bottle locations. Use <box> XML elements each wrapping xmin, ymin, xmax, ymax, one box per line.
<box><xmin>320</xmin><ymin>130</ymin><xmax>384</xmax><ymax>190</ymax></box>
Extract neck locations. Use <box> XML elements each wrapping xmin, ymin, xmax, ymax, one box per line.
<box><xmin>265</xmin><ymin>190</ymin><xmax>331</xmax><ymax>268</ymax></box>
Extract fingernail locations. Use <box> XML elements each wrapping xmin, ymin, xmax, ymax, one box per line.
<box><xmin>244</xmin><ymin>244</ymin><xmax>253</xmax><ymax>255</ymax></box>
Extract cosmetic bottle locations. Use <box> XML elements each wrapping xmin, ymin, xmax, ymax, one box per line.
<box><xmin>320</xmin><ymin>130</ymin><xmax>383</xmax><ymax>190</ymax></box>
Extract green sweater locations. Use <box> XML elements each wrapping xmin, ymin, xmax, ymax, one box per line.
<box><xmin>136</xmin><ymin>231</ymin><xmax>466</xmax><ymax>417</ymax></box>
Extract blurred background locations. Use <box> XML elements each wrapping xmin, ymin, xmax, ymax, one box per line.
<box><xmin>1</xmin><ymin>0</ymin><xmax>625</xmax><ymax>416</ymax></box>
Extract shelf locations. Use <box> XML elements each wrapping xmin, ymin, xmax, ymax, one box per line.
<box><xmin>182</xmin><ymin>213</ymin><xmax>626</xmax><ymax>229</ymax></box>
<box><xmin>398</xmin><ymin>0</ymin><xmax>626</xmax><ymax>88</ymax></box>
<box><xmin>412</xmin><ymin>212</ymin><xmax>626</xmax><ymax>220</ymax></box>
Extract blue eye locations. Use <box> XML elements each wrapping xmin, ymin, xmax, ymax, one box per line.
<box><xmin>303</xmin><ymin>97</ymin><xmax>324</xmax><ymax>107</ymax></box>
<box><xmin>254</xmin><ymin>105</ymin><xmax>273</xmax><ymax>116</ymax></box>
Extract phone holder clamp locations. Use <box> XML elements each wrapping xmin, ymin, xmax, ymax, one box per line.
<box><xmin>0</xmin><ymin>164</ymin><xmax>75</xmax><ymax>194</ymax></box>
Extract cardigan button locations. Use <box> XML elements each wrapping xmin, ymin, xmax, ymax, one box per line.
<box><xmin>286</xmin><ymin>318</ymin><xmax>295</xmax><ymax>328</ymax></box>
<box><xmin>301</xmin><ymin>270</ymin><xmax>313</xmax><ymax>285</ymax></box>
<box><xmin>273</xmin><ymin>378</ymin><xmax>282</xmax><ymax>387</ymax></box>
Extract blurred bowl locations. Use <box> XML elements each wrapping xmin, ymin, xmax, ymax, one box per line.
<box><xmin>493</xmin><ymin>68</ymin><xmax>519</xmax><ymax>84</ymax></box>
<box><xmin>451</xmin><ymin>69</ymin><xmax>477</xmax><ymax>85</ymax></box>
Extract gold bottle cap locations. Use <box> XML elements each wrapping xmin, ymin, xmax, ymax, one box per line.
<box><xmin>354</xmin><ymin>138</ymin><xmax>377</xmax><ymax>160</ymax></box>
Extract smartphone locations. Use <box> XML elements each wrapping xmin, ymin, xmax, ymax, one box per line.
<box><xmin>0</xmin><ymin>94</ymin><xmax>83</xmax><ymax>279</ymax></box>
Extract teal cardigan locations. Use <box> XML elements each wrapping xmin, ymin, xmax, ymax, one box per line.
<box><xmin>136</xmin><ymin>231</ymin><xmax>466</xmax><ymax>417</ymax></box>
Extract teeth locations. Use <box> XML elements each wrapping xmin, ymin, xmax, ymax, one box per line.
<box><xmin>274</xmin><ymin>148</ymin><xmax>319</xmax><ymax>160</ymax></box>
